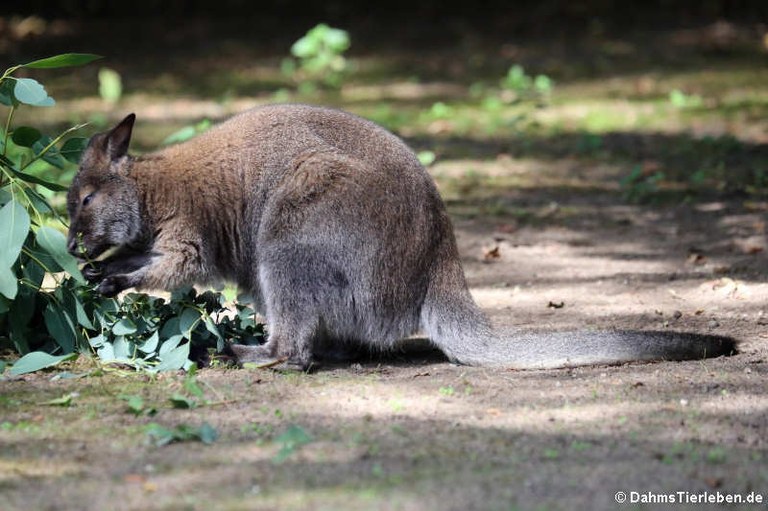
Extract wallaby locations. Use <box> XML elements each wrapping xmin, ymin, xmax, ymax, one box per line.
<box><xmin>67</xmin><ymin>104</ymin><xmax>736</xmax><ymax>370</ymax></box>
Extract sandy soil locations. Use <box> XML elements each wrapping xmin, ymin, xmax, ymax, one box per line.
<box><xmin>2</xmin><ymin>169</ymin><xmax>766</xmax><ymax>510</ymax></box>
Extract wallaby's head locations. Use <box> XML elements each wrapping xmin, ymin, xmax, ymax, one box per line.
<box><xmin>67</xmin><ymin>114</ymin><xmax>142</xmax><ymax>260</ymax></box>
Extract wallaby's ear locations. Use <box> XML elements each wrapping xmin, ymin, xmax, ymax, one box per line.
<box><xmin>105</xmin><ymin>113</ymin><xmax>136</xmax><ymax>161</ymax></box>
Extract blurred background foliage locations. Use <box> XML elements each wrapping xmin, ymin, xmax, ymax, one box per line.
<box><xmin>0</xmin><ymin>0</ymin><xmax>765</xmax><ymax>202</ymax></box>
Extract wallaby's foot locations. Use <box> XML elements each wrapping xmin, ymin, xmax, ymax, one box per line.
<box><xmin>229</xmin><ymin>344</ymin><xmax>311</xmax><ymax>372</ymax></box>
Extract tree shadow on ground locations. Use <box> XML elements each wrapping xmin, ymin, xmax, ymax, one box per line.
<box><xmin>2</xmin><ymin>360</ymin><xmax>766</xmax><ymax>510</ymax></box>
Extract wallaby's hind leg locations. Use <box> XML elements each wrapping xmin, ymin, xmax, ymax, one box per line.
<box><xmin>233</xmin><ymin>259</ymin><xmax>326</xmax><ymax>371</ymax></box>
<box><xmin>230</xmin><ymin>316</ymin><xmax>316</xmax><ymax>371</ymax></box>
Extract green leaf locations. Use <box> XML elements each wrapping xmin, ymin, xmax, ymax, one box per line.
<box><xmin>97</xmin><ymin>343</ymin><xmax>115</xmax><ymax>362</ymax></box>
<box><xmin>119</xmin><ymin>394</ymin><xmax>156</xmax><ymax>416</ymax></box>
<box><xmin>0</xmin><ymin>267</ymin><xmax>17</xmax><ymax>300</ymax></box>
<box><xmin>0</xmin><ymin>200</ymin><xmax>30</xmax><ymax>299</ymax></box>
<box><xmin>8</xmin><ymin>284</ymin><xmax>36</xmax><ymax>353</ymax></box>
<box><xmin>13</xmin><ymin>78</ymin><xmax>55</xmax><ymax>107</ymax></box>
<box><xmin>291</xmin><ymin>37</ymin><xmax>319</xmax><ymax>58</ymax></box>
<box><xmin>98</xmin><ymin>68</ymin><xmax>122</xmax><ymax>103</ymax></box>
<box><xmin>9</xmin><ymin>351</ymin><xmax>78</xmax><ymax>375</ymax></box>
<box><xmin>41</xmin><ymin>393</ymin><xmax>77</xmax><ymax>406</ymax></box>
<box><xmin>274</xmin><ymin>424</ymin><xmax>313</xmax><ymax>463</ymax></box>
<box><xmin>138</xmin><ymin>331</ymin><xmax>159</xmax><ymax>354</ymax></box>
<box><xmin>23</xmin><ymin>188</ymin><xmax>54</xmax><ymax>215</ymax></box>
<box><xmin>197</xmin><ymin>423</ymin><xmax>219</xmax><ymax>444</ymax></box>
<box><xmin>11</xmin><ymin>126</ymin><xmax>42</xmax><ymax>147</ymax></box>
<box><xmin>9</xmin><ymin>168</ymin><xmax>68</xmax><ymax>191</ymax></box>
<box><xmin>324</xmin><ymin>28</ymin><xmax>350</xmax><ymax>52</ymax></box>
<box><xmin>25</xmin><ymin>237</ymin><xmax>63</xmax><ymax>273</ymax></box>
<box><xmin>145</xmin><ymin>422</ymin><xmax>218</xmax><ymax>446</ymax></box>
<box><xmin>534</xmin><ymin>74</ymin><xmax>553</xmax><ymax>93</ymax></box>
<box><xmin>179</xmin><ymin>307</ymin><xmax>201</xmax><ymax>336</ymax></box>
<box><xmin>0</xmin><ymin>187</ymin><xmax>12</xmax><ymax>206</ymax></box>
<box><xmin>203</xmin><ymin>316</ymin><xmax>222</xmax><ymax>340</ymax></box>
<box><xmin>60</xmin><ymin>137</ymin><xmax>88</xmax><ymax>164</ymax></box>
<box><xmin>43</xmin><ymin>304</ymin><xmax>77</xmax><ymax>353</ymax></box>
<box><xmin>112</xmin><ymin>336</ymin><xmax>131</xmax><ymax>359</ymax></box>
<box><xmin>0</xmin><ymin>199</ymin><xmax>30</xmax><ymax>267</ymax></box>
<box><xmin>169</xmin><ymin>393</ymin><xmax>197</xmax><ymax>409</ymax></box>
<box><xmin>159</xmin><ymin>317</ymin><xmax>180</xmax><ymax>338</ymax></box>
<box><xmin>60</xmin><ymin>285</ymin><xmax>93</xmax><ymax>330</ymax></box>
<box><xmin>22</xmin><ymin>257</ymin><xmax>46</xmax><ymax>287</ymax></box>
<box><xmin>183</xmin><ymin>367</ymin><xmax>205</xmax><ymax>398</ymax></box>
<box><xmin>417</xmin><ymin>150</ymin><xmax>436</xmax><ymax>167</ymax></box>
<box><xmin>73</xmin><ymin>298</ymin><xmax>94</xmax><ymax>329</ymax></box>
<box><xmin>145</xmin><ymin>423</ymin><xmax>176</xmax><ymax>446</ymax></box>
<box><xmin>23</xmin><ymin>53</ymin><xmax>102</xmax><ymax>69</ymax></box>
<box><xmin>32</xmin><ymin>136</ymin><xmax>67</xmax><ymax>169</ymax></box>
<box><xmin>154</xmin><ymin>342</ymin><xmax>190</xmax><ymax>372</ymax></box>
<box><xmin>158</xmin><ymin>334</ymin><xmax>183</xmax><ymax>354</ymax></box>
<box><xmin>35</xmin><ymin>226</ymin><xmax>85</xmax><ymax>283</ymax></box>
<box><xmin>162</xmin><ymin>126</ymin><xmax>196</xmax><ymax>146</ymax></box>
<box><xmin>0</xmin><ymin>79</ymin><xmax>19</xmax><ymax>106</ymax></box>
<box><xmin>112</xmin><ymin>318</ymin><xmax>138</xmax><ymax>336</ymax></box>
<box><xmin>88</xmin><ymin>334</ymin><xmax>105</xmax><ymax>349</ymax></box>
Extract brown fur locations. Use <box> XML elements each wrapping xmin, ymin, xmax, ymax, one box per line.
<box><xmin>67</xmin><ymin>105</ymin><xmax>736</xmax><ymax>370</ymax></box>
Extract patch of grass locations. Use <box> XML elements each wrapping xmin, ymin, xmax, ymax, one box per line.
<box><xmin>145</xmin><ymin>422</ymin><xmax>219</xmax><ymax>446</ymax></box>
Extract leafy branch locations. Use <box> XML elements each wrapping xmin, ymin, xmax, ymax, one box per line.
<box><xmin>0</xmin><ymin>53</ymin><xmax>265</xmax><ymax>377</ymax></box>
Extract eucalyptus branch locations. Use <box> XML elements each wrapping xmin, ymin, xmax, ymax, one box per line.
<box><xmin>2</xmin><ymin>105</ymin><xmax>15</xmax><ymax>159</ymax></box>
<box><xmin>0</xmin><ymin>65</ymin><xmax>21</xmax><ymax>82</ymax></box>
<box><xmin>20</xmin><ymin>122</ymin><xmax>88</xmax><ymax>171</ymax></box>
<box><xmin>0</xmin><ymin>161</ymin><xmax>15</xmax><ymax>184</ymax></box>
<box><xmin>20</xmin><ymin>245</ymin><xmax>56</xmax><ymax>274</ymax></box>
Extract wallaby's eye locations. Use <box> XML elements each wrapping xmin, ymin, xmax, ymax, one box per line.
<box><xmin>82</xmin><ymin>193</ymin><xmax>94</xmax><ymax>207</ymax></box>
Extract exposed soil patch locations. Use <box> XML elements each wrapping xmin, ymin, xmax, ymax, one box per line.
<box><xmin>2</xmin><ymin>187</ymin><xmax>766</xmax><ymax>511</ymax></box>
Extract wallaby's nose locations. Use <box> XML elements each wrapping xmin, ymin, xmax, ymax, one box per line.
<box><xmin>67</xmin><ymin>237</ymin><xmax>78</xmax><ymax>255</ymax></box>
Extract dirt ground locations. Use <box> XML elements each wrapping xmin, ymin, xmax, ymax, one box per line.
<box><xmin>2</xmin><ymin>165</ymin><xmax>767</xmax><ymax>510</ymax></box>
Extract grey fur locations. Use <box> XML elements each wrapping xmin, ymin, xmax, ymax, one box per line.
<box><xmin>66</xmin><ymin>104</ymin><xmax>736</xmax><ymax>370</ymax></box>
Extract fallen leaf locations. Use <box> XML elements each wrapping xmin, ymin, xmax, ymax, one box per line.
<box><xmin>483</xmin><ymin>245</ymin><xmax>501</xmax><ymax>262</ymax></box>
<box><xmin>40</xmin><ymin>393</ymin><xmax>78</xmax><ymax>407</ymax></box>
<box><xmin>495</xmin><ymin>223</ymin><xmax>517</xmax><ymax>234</ymax></box>
<box><xmin>703</xmin><ymin>477</ymin><xmax>723</xmax><ymax>489</ymax></box>
<box><xmin>124</xmin><ymin>474</ymin><xmax>147</xmax><ymax>484</ymax></box>
<box><xmin>733</xmin><ymin>237</ymin><xmax>766</xmax><ymax>254</ymax></box>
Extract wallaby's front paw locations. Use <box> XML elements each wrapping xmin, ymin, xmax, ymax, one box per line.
<box><xmin>96</xmin><ymin>275</ymin><xmax>132</xmax><ymax>297</ymax></box>
<box><xmin>83</xmin><ymin>262</ymin><xmax>105</xmax><ymax>284</ymax></box>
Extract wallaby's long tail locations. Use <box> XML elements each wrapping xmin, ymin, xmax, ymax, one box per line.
<box><xmin>469</xmin><ymin>329</ymin><xmax>736</xmax><ymax>369</ymax></box>
<box><xmin>423</xmin><ymin>300</ymin><xmax>737</xmax><ymax>369</ymax></box>
<box><xmin>420</xmin><ymin>250</ymin><xmax>737</xmax><ymax>369</ymax></box>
